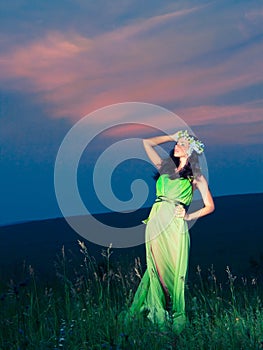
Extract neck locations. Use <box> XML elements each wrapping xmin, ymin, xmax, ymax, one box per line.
<box><xmin>175</xmin><ymin>158</ymin><xmax>188</xmax><ymax>173</ymax></box>
<box><xmin>178</xmin><ymin>157</ymin><xmax>188</xmax><ymax>170</ymax></box>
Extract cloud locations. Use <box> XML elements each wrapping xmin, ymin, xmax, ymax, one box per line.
<box><xmin>0</xmin><ymin>1</ymin><xmax>262</xmax><ymax>132</ymax></box>
<box><xmin>89</xmin><ymin>100</ymin><xmax>263</xmax><ymax>146</ymax></box>
<box><xmin>102</xmin><ymin>123</ymin><xmax>152</xmax><ymax>138</ymax></box>
<box><xmin>245</xmin><ymin>8</ymin><xmax>263</xmax><ymax>21</ymax></box>
<box><xmin>0</xmin><ymin>32</ymin><xmax>90</xmax><ymax>90</ymax></box>
<box><xmin>177</xmin><ymin>101</ymin><xmax>263</xmax><ymax>125</ymax></box>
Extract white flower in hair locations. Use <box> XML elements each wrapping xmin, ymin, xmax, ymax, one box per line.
<box><xmin>174</xmin><ymin>130</ymin><xmax>204</xmax><ymax>156</ymax></box>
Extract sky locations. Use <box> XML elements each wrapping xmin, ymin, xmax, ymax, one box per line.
<box><xmin>0</xmin><ymin>0</ymin><xmax>262</xmax><ymax>226</ymax></box>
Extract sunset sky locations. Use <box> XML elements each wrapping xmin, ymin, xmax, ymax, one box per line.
<box><xmin>1</xmin><ymin>0</ymin><xmax>262</xmax><ymax>225</ymax></box>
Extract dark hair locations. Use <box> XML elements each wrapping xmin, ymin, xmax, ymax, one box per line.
<box><xmin>154</xmin><ymin>147</ymin><xmax>202</xmax><ymax>181</ymax></box>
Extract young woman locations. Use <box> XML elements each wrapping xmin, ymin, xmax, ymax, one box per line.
<box><xmin>127</xmin><ymin>130</ymin><xmax>215</xmax><ymax>333</ymax></box>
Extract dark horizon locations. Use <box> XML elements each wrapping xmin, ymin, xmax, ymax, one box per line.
<box><xmin>1</xmin><ymin>191</ymin><xmax>262</xmax><ymax>228</ymax></box>
<box><xmin>1</xmin><ymin>192</ymin><xmax>262</xmax><ymax>285</ymax></box>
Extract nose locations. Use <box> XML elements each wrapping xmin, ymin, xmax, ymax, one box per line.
<box><xmin>174</xmin><ymin>145</ymin><xmax>180</xmax><ymax>153</ymax></box>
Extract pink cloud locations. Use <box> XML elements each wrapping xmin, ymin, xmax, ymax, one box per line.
<box><xmin>177</xmin><ymin>102</ymin><xmax>263</xmax><ymax>125</ymax></box>
<box><xmin>0</xmin><ymin>2</ymin><xmax>262</xmax><ymax>133</ymax></box>
<box><xmin>0</xmin><ymin>32</ymin><xmax>90</xmax><ymax>91</ymax></box>
<box><xmin>245</xmin><ymin>8</ymin><xmax>263</xmax><ymax>21</ymax></box>
<box><xmin>87</xmin><ymin>101</ymin><xmax>262</xmax><ymax>146</ymax></box>
<box><xmin>102</xmin><ymin>124</ymin><xmax>153</xmax><ymax>138</ymax></box>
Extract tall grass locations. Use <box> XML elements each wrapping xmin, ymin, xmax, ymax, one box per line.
<box><xmin>0</xmin><ymin>241</ymin><xmax>263</xmax><ymax>350</ymax></box>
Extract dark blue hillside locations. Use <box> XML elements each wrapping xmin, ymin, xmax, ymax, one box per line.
<box><xmin>0</xmin><ymin>193</ymin><xmax>262</xmax><ymax>284</ymax></box>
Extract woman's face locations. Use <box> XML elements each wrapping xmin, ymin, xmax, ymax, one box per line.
<box><xmin>173</xmin><ymin>137</ymin><xmax>190</xmax><ymax>158</ymax></box>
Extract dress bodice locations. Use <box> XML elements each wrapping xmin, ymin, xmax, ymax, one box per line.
<box><xmin>142</xmin><ymin>174</ymin><xmax>193</xmax><ymax>224</ymax></box>
<box><xmin>155</xmin><ymin>174</ymin><xmax>193</xmax><ymax>206</ymax></box>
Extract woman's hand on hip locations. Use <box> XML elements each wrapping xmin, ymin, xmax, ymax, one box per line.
<box><xmin>175</xmin><ymin>205</ymin><xmax>186</xmax><ymax>218</ymax></box>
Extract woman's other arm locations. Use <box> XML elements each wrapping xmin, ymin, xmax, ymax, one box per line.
<box><xmin>184</xmin><ymin>175</ymin><xmax>215</xmax><ymax>221</ymax></box>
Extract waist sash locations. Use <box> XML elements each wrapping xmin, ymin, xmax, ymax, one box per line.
<box><xmin>154</xmin><ymin>195</ymin><xmax>187</xmax><ymax>208</ymax></box>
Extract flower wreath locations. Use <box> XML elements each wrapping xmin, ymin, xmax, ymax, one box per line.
<box><xmin>174</xmin><ymin>130</ymin><xmax>204</xmax><ymax>156</ymax></box>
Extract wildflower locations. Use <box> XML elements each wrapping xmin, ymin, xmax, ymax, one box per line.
<box><xmin>78</xmin><ymin>240</ymin><xmax>86</xmax><ymax>250</ymax></box>
<box><xmin>94</xmin><ymin>272</ymin><xmax>99</xmax><ymax>281</ymax></box>
<box><xmin>226</xmin><ymin>266</ymin><xmax>236</xmax><ymax>284</ymax></box>
<box><xmin>134</xmin><ymin>257</ymin><xmax>142</xmax><ymax>279</ymax></box>
<box><xmin>196</xmin><ymin>265</ymin><xmax>201</xmax><ymax>274</ymax></box>
<box><xmin>101</xmin><ymin>243</ymin><xmax>113</xmax><ymax>258</ymax></box>
<box><xmin>241</xmin><ymin>277</ymin><xmax>247</xmax><ymax>286</ymax></box>
<box><xmin>61</xmin><ymin>246</ymin><xmax>65</xmax><ymax>259</ymax></box>
<box><xmin>28</xmin><ymin>265</ymin><xmax>34</xmax><ymax>277</ymax></box>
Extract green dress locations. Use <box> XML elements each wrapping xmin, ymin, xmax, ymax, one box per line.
<box><xmin>128</xmin><ymin>173</ymin><xmax>193</xmax><ymax>333</ymax></box>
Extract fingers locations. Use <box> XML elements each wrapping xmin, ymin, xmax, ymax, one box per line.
<box><xmin>171</xmin><ymin>131</ymin><xmax>179</xmax><ymax>141</ymax></box>
<box><xmin>175</xmin><ymin>205</ymin><xmax>186</xmax><ymax>218</ymax></box>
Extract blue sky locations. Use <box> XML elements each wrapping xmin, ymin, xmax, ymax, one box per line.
<box><xmin>0</xmin><ymin>0</ymin><xmax>262</xmax><ymax>225</ymax></box>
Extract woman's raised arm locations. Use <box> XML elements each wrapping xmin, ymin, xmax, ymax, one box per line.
<box><xmin>143</xmin><ymin>134</ymin><xmax>175</xmax><ymax>169</ymax></box>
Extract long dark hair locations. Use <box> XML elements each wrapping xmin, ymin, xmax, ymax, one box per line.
<box><xmin>154</xmin><ymin>148</ymin><xmax>202</xmax><ymax>181</ymax></box>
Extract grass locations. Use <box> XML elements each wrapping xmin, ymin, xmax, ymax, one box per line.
<box><xmin>0</xmin><ymin>241</ymin><xmax>263</xmax><ymax>350</ymax></box>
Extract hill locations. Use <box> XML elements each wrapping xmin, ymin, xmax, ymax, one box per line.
<box><xmin>0</xmin><ymin>193</ymin><xmax>262</xmax><ymax>284</ymax></box>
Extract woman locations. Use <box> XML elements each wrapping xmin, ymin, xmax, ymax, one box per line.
<box><xmin>127</xmin><ymin>130</ymin><xmax>215</xmax><ymax>334</ymax></box>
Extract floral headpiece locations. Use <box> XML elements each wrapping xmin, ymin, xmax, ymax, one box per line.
<box><xmin>174</xmin><ymin>130</ymin><xmax>204</xmax><ymax>156</ymax></box>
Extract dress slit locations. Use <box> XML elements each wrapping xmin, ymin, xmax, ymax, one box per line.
<box><xmin>150</xmin><ymin>245</ymin><xmax>172</xmax><ymax>310</ymax></box>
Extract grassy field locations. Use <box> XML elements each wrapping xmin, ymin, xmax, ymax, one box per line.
<box><xmin>0</xmin><ymin>242</ymin><xmax>263</xmax><ymax>350</ymax></box>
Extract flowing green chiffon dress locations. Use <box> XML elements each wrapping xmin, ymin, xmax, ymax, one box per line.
<box><xmin>128</xmin><ymin>173</ymin><xmax>193</xmax><ymax>333</ymax></box>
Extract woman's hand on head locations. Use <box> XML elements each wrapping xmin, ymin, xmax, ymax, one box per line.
<box><xmin>170</xmin><ymin>131</ymin><xmax>179</xmax><ymax>141</ymax></box>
